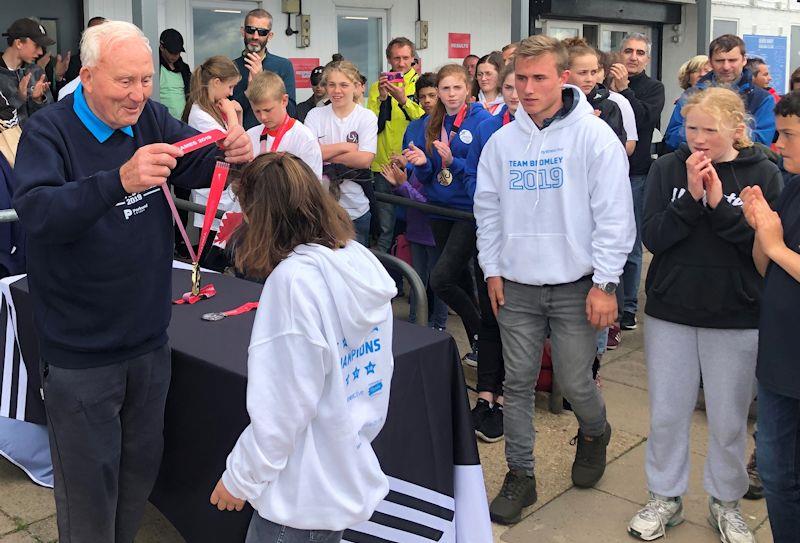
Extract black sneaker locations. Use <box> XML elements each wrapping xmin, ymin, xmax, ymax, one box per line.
<box><xmin>489</xmin><ymin>470</ymin><xmax>537</xmax><ymax>525</ymax></box>
<box><xmin>462</xmin><ymin>338</ymin><xmax>478</xmax><ymax>368</ymax></box>
<box><xmin>621</xmin><ymin>311</ymin><xmax>637</xmax><ymax>330</ymax></box>
<box><xmin>744</xmin><ymin>451</ymin><xmax>764</xmax><ymax>500</ymax></box>
<box><xmin>471</xmin><ymin>398</ymin><xmax>491</xmax><ymax>430</ymax></box>
<box><xmin>571</xmin><ymin>422</ymin><xmax>612</xmax><ymax>488</ymax></box>
<box><xmin>476</xmin><ymin>403</ymin><xmax>503</xmax><ymax>443</ymax></box>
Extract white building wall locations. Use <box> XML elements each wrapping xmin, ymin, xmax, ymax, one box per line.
<box><xmin>150</xmin><ymin>0</ymin><xmax>510</xmax><ymax>101</ymax></box>
<box><xmin>661</xmin><ymin>3</ymin><xmax>699</xmax><ymax>129</ymax></box>
<box><xmin>84</xmin><ymin>0</ymin><xmax>133</xmax><ymax>23</ymax></box>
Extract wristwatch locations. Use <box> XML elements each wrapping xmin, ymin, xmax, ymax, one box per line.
<box><xmin>593</xmin><ymin>282</ymin><xmax>618</xmax><ymax>295</ymax></box>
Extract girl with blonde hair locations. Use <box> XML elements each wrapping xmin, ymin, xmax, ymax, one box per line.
<box><xmin>628</xmin><ymin>86</ymin><xmax>783</xmax><ymax>542</ymax></box>
<box><xmin>304</xmin><ymin>60</ymin><xmax>378</xmax><ymax>245</ymax></box>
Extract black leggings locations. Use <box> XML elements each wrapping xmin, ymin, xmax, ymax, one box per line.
<box><xmin>475</xmin><ymin>258</ymin><xmax>504</xmax><ymax>396</ymax></box>
<box><xmin>430</xmin><ymin>219</ymin><xmax>480</xmax><ymax>343</ymax></box>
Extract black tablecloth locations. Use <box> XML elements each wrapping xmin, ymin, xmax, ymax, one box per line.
<box><xmin>4</xmin><ymin>269</ymin><xmax>486</xmax><ymax>542</ymax></box>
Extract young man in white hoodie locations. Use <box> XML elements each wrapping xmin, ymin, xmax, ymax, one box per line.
<box><xmin>474</xmin><ymin>35</ymin><xmax>635</xmax><ymax>525</ymax></box>
<box><xmin>208</xmin><ymin>154</ymin><xmax>396</xmax><ymax>542</ymax></box>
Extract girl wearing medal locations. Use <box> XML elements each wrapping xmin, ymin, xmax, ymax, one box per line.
<box><xmin>404</xmin><ymin>64</ymin><xmax>491</xmax><ymax>363</ymax></box>
<box><xmin>471</xmin><ymin>52</ymin><xmax>505</xmax><ymax>116</ymax></box>
<box><xmin>462</xmin><ymin>62</ymin><xmax>518</xmax><ymax>442</ymax></box>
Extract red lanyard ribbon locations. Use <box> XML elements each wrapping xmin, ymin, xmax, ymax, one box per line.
<box><xmin>440</xmin><ymin>104</ymin><xmax>468</xmax><ymax>147</ymax></box>
<box><xmin>173</xmin><ymin>129</ymin><xmax>226</xmax><ymax>154</ymax></box>
<box><xmin>259</xmin><ymin>115</ymin><xmax>296</xmax><ymax>155</ymax></box>
<box><xmin>173</xmin><ymin>283</ymin><xmax>217</xmax><ymax>305</ymax></box>
<box><xmin>502</xmin><ymin>109</ymin><xmax>512</xmax><ymax>126</ymax></box>
<box><xmin>161</xmin><ymin>129</ymin><xmax>232</xmax><ymax>303</ymax></box>
<box><xmin>201</xmin><ymin>301</ymin><xmax>259</xmax><ymax>321</ymax></box>
<box><xmin>485</xmin><ymin>102</ymin><xmax>502</xmax><ymax>115</ymax></box>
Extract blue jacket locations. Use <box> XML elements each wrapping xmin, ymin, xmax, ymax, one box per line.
<box><xmin>407</xmin><ymin>103</ymin><xmax>491</xmax><ymax>214</ymax></box>
<box><xmin>665</xmin><ymin>68</ymin><xmax>776</xmax><ymax>150</ymax></box>
<box><xmin>464</xmin><ymin>104</ymin><xmax>514</xmax><ymax>200</ymax></box>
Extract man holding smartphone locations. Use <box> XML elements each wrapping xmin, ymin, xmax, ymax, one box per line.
<box><xmin>368</xmin><ymin>37</ymin><xmax>425</xmax><ymax>252</ymax></box>
<box><xmin>232</xmin><ymin>8</ymin><xmax>296</xmax><ymax>129</ymax></box>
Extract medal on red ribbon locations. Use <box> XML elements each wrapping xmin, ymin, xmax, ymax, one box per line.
<box><xmin>161</xmin><ymin>129</ymin><xmax>232</xmax><ymax>303</ymax></box>
<box><xmin>201</xmin><ymin>301</ymin><xmax>259</xmax><ymax>321</ymax></box>
<box><xmin>437</xmin><ymin>104</ymin><xmax>468</xmax><ymax>187</ymax></box>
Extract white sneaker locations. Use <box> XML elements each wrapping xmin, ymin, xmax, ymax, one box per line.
<box><xmin>708</xmin><ymin>497</ymin><xmax>755</xmax><ymax>543</ymax></box>
<box><xmin>628</xmin><ymin>492</ymin><xmax>684</xmax><ymax>540</ymax></box>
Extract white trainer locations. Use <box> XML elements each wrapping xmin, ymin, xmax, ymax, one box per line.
<box><xmin>708</xmin><ymin>497</ymin><xmax>755</xmax><ymax>543</ymax></box>
<box><xmin>628</xmin><ymin>492</ymin><xmax>684</xmax><ymax>541</ymax></box>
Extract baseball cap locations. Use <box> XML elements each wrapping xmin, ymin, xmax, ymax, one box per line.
<box><xmin>3</xmin><ymin>18</ymin><xmax>55</xmax><ymax>49</ymax></box>
<box><xmin>160</xmin><ymin>28</ymin><xmax>185</xmax><ymax>54</ymax></box>
<box><xmin>310</xmin><ymin>66</ymin><xmax>324</xmax><ymax>86</ymax></box>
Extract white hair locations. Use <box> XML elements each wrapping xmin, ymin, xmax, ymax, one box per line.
<box><xmin>80</xmin><ymin>20</ymin><xmax>151</xmax><ymax>68</ymax></box>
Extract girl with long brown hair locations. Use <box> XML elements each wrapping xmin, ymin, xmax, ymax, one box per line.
<box><xmin>472</xmin><ymin>52</ymin><xmax>505</xmax><ymax>115</ymax></box>
<box><xmin>210</xmin><ymin>153</ymin><xmax>396</xmax><ymax>543</ymax></box>
<box><xmin>403</xmin><ymin>63</ymin><xmax>491</xmax><ymax>363</ymax></box>
<box><xmin>183</xmin><ymin>55</ymin><xmax>243</xmax><ymax>243</ymax></box>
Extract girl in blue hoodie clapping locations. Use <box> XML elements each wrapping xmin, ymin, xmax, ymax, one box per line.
<box><xmin>403</xmin><ymin>64</ymin><xmax>491</xmax><ymax>361</ymax></box>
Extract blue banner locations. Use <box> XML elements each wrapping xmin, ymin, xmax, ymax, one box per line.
<box><xmin>744</xmin><ymin>34</ymin><xmax>788</xmax><ymax>94</ymax></box>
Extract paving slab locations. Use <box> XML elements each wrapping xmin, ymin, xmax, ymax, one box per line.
<box><xmin>0</xmin><ymin>512</ymin><xmax>17</xmax><ymax>537</ymax></box>
<box><xmin>755</xmin><ymin>519</ymin><xmax>774</xmax><ymax>543</ymax></box>
<box><xmin>0</xmin><ymin>460</ymin><xmax>55</xmax><ymax>525</ymax></box>
<box><xmin>595</xmin><ymin>442</ymin><xmax>767</xmax><ymax>534</ymax></box>
<box><xmin>134</xmin><ymin>503</ymin><xmax>184</xmax><ymax>543</ymax></box>
<box><xmin>25</xmin><ymin>515</ymin><xmax>56</xmax><ymax>543</ymax></box>
<box><xmin>0</xmin><ymin>530</ymin><xmax>37</xmax><ymax>543</ymax></box>
<box><xmin>600</xmin><ymin>349</ymin><xmax>648</xmax><ymax>391</ymax></box>
<box><xmin>500</xmin><ymin>487</ymin><xmax>720</xmax><ymax>543</ymax></box>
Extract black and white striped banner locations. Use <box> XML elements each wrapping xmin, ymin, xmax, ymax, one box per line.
<box><xmin>344</xmin><ymin>466</ymin><xmax>491</xmax><ymax>542</ymax></box>
<box><xmin>0</xmin><ymin>274</ymin><xmax>29</xmax><ymax>422</ymax></box>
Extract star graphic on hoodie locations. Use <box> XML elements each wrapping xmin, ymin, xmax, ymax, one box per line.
<box><xmin>342</xmin><ymin>338</ymin><xmax>349</xmax><ymax>349</ymax></box>
<box><xmin>365</xmin><ymin>362</ymin><xmax>376</xmax><ymax>375</ymax></box>
<box><xmin>345</xmin><ymin>374</ymin><xmax>350</xmax><ymax>385</ymax></box>
<box><xmin>352</xmin><ymin>367</ymin><xmax>360</xmax><ymax>380</ymax></box>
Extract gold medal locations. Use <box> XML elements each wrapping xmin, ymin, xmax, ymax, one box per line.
<box><xmin>438</xmin><ymin>168</ymin><xmax>453</xmax><ymax>186</ymax></box>
<box><xmin>191</xmin><ymin>262</ymin><xmax>201</xmax><ymax>296</ymax></box>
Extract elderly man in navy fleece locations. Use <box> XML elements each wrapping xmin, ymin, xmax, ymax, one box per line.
<box><xmin>12</xmin><ymin>20</ymin><xmax>252</xmax><ymax>543</ymax></box>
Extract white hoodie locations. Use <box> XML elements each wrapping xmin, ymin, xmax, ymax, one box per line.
<box><xmin>221</xmin><ymin>241</ymin><xmax>397</xmax><ymax>531</ymax></box>
<box><xmin>474</xmin><ymin>85</ymin><xmax>634</xmax><ymax>286</ymax></box>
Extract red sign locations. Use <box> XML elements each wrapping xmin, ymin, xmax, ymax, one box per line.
<box><xmin>289</xmin><ymin>57</ymin><xmax>321</xmax><ymax>89</ymax></box>
<box><xmin>448</xmin><ymin>33</ymin><xmax>471</xmax><ymax>59</ymax></box>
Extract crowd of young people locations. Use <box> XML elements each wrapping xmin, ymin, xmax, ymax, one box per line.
<box><xmin>2</xmin><ymin>9</ymin><xmax>800</xmax><ymax>543</ymax></box>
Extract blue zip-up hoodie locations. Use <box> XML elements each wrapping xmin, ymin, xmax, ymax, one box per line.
<box><xmin>408</xmin><ymin>103</ymin><xmax>491</xmax><ymax>215</ymax></box>
<box><xmin>465</xmin><ymin>104</ymin><xmax>514</xmax><ymax>200</ymax></box>
<box><xmin>665</xmin><ymin>68</ymin><xmax>775</xmax><ymax>150</ymax></box>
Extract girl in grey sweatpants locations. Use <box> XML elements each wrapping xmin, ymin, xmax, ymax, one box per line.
<box><xmin>628</xmin><ymin>87</ymin><xmax>785</xmax><ymax>542</ymax></box>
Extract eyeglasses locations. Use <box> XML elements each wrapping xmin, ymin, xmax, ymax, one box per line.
<box><xmin>245</xmin><ymin>25</ymin><xmax>271</xmax><ymax>36</ymax></box>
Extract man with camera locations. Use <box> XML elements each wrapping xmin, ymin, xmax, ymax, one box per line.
<box><xmin>367</xmin><ymin>37</ymin><xmax>425</xmax><ymax>252</ymax></box>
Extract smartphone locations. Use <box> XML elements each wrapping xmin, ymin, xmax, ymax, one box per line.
<box><xmin>383</xmin><ymin>71</ymin><xmax>403</xmax><ymax>85</ymax></box>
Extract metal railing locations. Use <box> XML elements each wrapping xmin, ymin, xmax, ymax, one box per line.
<box><xmin>2</xmin><ymin>194</ymin><xmax>565</xmax><ymax>411</ymax></box>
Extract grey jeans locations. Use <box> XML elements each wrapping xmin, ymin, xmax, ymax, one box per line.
<box><xmin>245</xmin><ymin>513</ymin><xmax>343</xmax><ymax>543</ymax></box>
<box><xmin>498</xmin><ymin>277</ymin><xmax>607</xmax><ymax>475</ymax></box>
<box><xmin>41</xmin><ymin>344</ymin><xmax>172</xmax><ymax>543</ymax></box>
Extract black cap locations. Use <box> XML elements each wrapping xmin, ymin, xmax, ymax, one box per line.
<box><xmin>3</xmin><ymin>18</ymin><xmax>55</xmax><ymax>49</ymax></box>
<box><xmin>160</xmin><ymin>28</ymin><xmax>185</xmax><ymax>54</ymax></box>
<box><xmin>310</xmin><ymin>66</ymin><xmax>324</xmax><ymax>86</ymax></box>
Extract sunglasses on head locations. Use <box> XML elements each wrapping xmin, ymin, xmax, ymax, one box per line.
<box><xmin>245</xmin><ymin>25</ymin><xmax>271</xmax><ymax>36</ymax></box>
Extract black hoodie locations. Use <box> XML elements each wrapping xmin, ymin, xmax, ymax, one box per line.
<box><xmin>642</xmin><ymin>144</ymin><xmax>783</xmax><ymax>329</ymax></box>
<box><xmin>586</xmin><ymin>84</ymin><xmax>626</xmax><ymax>146</ymax></box>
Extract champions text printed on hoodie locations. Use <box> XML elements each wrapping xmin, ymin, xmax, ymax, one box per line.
<box><xmin>221</xmin><ymin>241</ymin><xmax>397</xmax><ymax>531</ymax></box>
